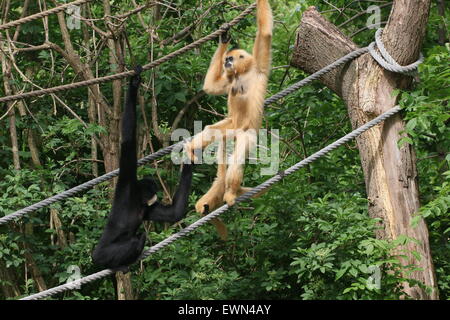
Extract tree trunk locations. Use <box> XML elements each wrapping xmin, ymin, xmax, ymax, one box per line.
<box><xmin>436</xmin><ymin>0</ymin><xmax>447</xmax><ymax>46</ymax></box>
<box><xmin>0</xmin><ymin>46</ymin><xmax>21</xmax><ymax>170</ymax></box>
<box><xmin>7</xmin><ymin>106</ymin><xmax>20</xmax><ymax>170</ymax></box>
<box><xmin>50</xmin><ymin>208</ymin><xmax>68</xmax><ymax>248</ymax></box>
<box><xmin>23</xmin><ymin>224</ymin><xmax>48</xmax><ymax>292</ymax></box>
<box><xmin>81</xmin><ymin>7</ymin><xmax>99</xmax><ymax>177</ymax></box>
<box><xmin>290</xmin><ymin>1</ymin><xmax>438</xmax><ymax>299</ymax></box>
<box><xmin>1</xmin><ymin>30</ymin><xmax>49</xmax><ymax>294</ymax></box>
<box><xmin>103</xmin><ymin>0</ymin><xmax>134</xmax><ymax>301</ymax></box>
<box><xmin>0</xmin><ymin>260</ymin><xmax>20</xmax><ymax>298</ymax></box>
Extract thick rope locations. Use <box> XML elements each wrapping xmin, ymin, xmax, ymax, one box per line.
<box><xmin>0</xmin><ymin>3</ymin><xmax>256</xmax><ymax>105</ymax></box>
<box><xmin>264</xmin><ymin>47</ymin><xmax>369</xmax><ymax>106</ymax></box>
<box><xmin>368</xmin><ymin>28</ymin><xmax>424</xmax><ymax>75</ymax></box>
<box><xmin>21</xmin><ymin>106</ymin><xmax>402</xmax><ymax>300</ymax></box>
<box><xmin>0</xmin><ymin>0</ymin><xmax>95</xmax><ymax>31</ymax></box>
<box><xmin>0</xmin><ymin>45</ymin><xmax>366</xmax><ymax>226</ymax></box>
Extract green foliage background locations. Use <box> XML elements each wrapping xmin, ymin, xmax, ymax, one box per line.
<box><xmin>0</xmin><ymin>0</ymin><xmax>448</xmax><ymax>300</ymax></box>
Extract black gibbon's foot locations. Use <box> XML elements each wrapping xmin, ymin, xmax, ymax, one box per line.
<box><xmin>203</xmin><ymin>204</ymin><xmax>210</xmax><ymax>215</ymax></box>
<box><xmin>134</xmin><ymin>64</ymin><xmax>143</xmax><ymax>75</ymax></box>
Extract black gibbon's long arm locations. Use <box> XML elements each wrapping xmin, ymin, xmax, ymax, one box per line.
<box><xmin>117</xmin><ymin>67</ymin><xmax>140</xmax><ymax>187</ymax></box>
<box><xmin>92</xmin><ymin>66</ymin><xmax>193</xmax><ymax>270</ymax></box>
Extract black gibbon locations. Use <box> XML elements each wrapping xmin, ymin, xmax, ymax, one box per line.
<box><xmin>92</xmin><ymin>66</ymin><xmax>193</xmax><ymax>270</ymax></box>
<box><xmin>185</xmin><ymin>0</ymin><xmax>273</xmax><ymax>240</ymax></box>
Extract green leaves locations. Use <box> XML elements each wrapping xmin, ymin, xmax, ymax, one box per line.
<box><xmin>287</xmin><ymin>193</ymin><xmax>423</xmax><ymax>299</ymax></box>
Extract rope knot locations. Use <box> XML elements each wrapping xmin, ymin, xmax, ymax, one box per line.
<box><xmin>368</xmin><ymin>28</ymin><xmax>424</xmax><ymax>75</ymax></box>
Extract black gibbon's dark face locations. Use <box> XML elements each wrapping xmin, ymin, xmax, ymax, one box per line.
<box><xmin>224</xmin><ymin>49</ymin><xmax>254</xmax><ymax>75</ymax></box>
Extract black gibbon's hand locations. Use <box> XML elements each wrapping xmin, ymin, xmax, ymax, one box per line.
<box><xmin>220</xmin><ymin>30</ymin><xmax>231</xmax><ymax>44</ymax></box>
<box><xmin>132</xmin><ymin>65</ymin><xmax>143</xmax><ymax>84</ymax></box>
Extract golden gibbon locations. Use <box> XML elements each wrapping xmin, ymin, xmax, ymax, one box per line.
<box><xmin>185</xmin><ymin>0</ymin><xmax>273</xmax><ymax>240</ymax></box>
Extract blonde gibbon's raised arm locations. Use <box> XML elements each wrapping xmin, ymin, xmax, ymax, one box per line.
<box><xmin>252</xmin><ymin>0</ymin><xmax>273</xmax><ymax>76</ymax></box>
<box><xmin>203</xmin><ymin>35</ymin><xmax>230</xmax><ymax>95</ymax></box>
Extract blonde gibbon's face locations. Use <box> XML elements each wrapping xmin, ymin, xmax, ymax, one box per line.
<box><xmin>223</xmin><ymin>49</ymin><xmax>255</xmax><ymax>76</ymax></box>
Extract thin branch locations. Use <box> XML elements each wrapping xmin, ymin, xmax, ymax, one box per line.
<box><xmin>0</xmin><ymin>101</ymin><xmax>18</xmax><ymax>121</ymax></box>
<box><xmin>161</xmin><ymin>1</ymin><xmax>225</xmax><ymax>46</ymax></box>
<box><xmin>14</xmin><ymin>43</ymin><xmax>51</xmax><ymax>53</ymax></box>
<box><xmin>171</xmin><ymin>90</ymin><xmax>206</xmax><ymax>130</ymax></box>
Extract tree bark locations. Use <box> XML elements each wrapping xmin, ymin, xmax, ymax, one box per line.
<box><xmin>23</xmin><ymin>249</ymin><xmax>48</xmax><ymax>292</ymax></box>
<box><xmin>290</xmin><ymin>2</ymin><xmax>438</xmax><ymax>299</ymax></box>
<box><xmin>26</xmin><ymin>129</ymin><xmax>42</xmax><ymax>167</ymax></box>
<box><xmin>7</xmin><ymin>106</ymin><xmax>20</xmax><ymax>170</ymax></box>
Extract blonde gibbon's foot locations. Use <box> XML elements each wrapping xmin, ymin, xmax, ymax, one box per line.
<box><xmin>223</xmin><ymin>190</ymin><xmax>237</xmax><ymax>206</ymax></box>
<box><xmin>195</xmin><ymin>181</ymin><xmax>225</xmax><ymax>214</ymax></box>
<box><xmin>223</xmin><ymin>186</ymin><xmax>249</xmax><ymax>206</ymax></box>
<box><xmin>238</xmin><ymin>186</ymin><xmax>269</xmax><ymax>198</ymax></box>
